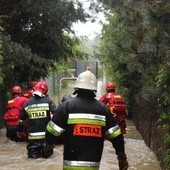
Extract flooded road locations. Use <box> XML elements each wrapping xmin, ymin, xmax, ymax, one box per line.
<box><xmin>0</xmin><ymin>79</ymin><xmax>161</xmax><ymax>170</ymax></box>
<box><xmin>0</xmin><ymin>119</ymin><xmax>161</xmax><ymax>170</ymax></box>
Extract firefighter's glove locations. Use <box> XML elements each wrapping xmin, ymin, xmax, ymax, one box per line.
<box><xmin>42</xmin><ymin>143</ymin><xmax>54</xmax><ymax>158</ymax></box>
<box><xmin>118</xmin><ymin>155</ymin><xmax>129</xmax><ymax>170</ymax></box>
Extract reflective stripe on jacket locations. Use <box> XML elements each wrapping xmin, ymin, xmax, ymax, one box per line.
<box><xmin>20</xmin><ymin>96</ymin><xmax>56</xmax><ymax>140</ymax></box>
<box><xmin>28</xmin><ymin>132</ymin><xmax>46</xmax><ymax>140</ymax></box>
<box><xmin>46</xmin><ymin>96</ymin><xmax>122</xmax><ymax>168</ymax></box>
<box><xmin>63</xmin><ymin>160</ymin><xmax>100</xmax><ymax>170</ymax></box>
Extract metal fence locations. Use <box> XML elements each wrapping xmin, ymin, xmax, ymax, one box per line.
<box><xmin>45</xmin><ymin>61</ymin><xmax>99</xmax><ymax>104</ymax></box>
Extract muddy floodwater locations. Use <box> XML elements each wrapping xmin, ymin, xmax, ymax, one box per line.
<box><xmin>0</xmin><ymin>119</ymin><xmax>161</xmax><ymax>170</ymax></box>
<box><xmin>0</xmin><ymin>80</ymin><xmax>161</xmax><ymax>170</ymax></box>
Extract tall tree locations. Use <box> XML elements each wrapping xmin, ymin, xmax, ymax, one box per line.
<box><xmin>0</xmin><ymin>0</ymin><xmax>89</xmax><ymax>81</ymax></box>
<box><xmin>0</xmin><ymin>0</ymin><xmax>92</xmax><ymax>120</ymax></box>
<box><xmin>98</xmin><ymin>0</ymin><xmax>170</xmax><ymax>169</ymax></box>
<box><xmin>0</xmin><ymin>21</ymin><xmax>4</xmax><ymax>86</ymax></box>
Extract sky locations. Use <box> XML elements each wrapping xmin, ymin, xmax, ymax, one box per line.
<box><xmin>72</xmin><ymin>12</ymin><xmax>105</xmax><ymax>39</ymax></box>
<box><xmin>71</xmin><ymin>0</ymin><xmax>106</xmax><ymax>40</ymax></box>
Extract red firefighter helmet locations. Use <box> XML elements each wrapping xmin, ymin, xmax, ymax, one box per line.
<box><xmin>33</xmin><ymin>81</ymin><xmax>48</xmax><ymax>96</ymax></box>
<box><xmin>106</xmin><ymin>82</ymin><xmax>116</xmax><ymax>91</ymax></box>
<box><xmin>30</xmin><ymin>81</ymin><xmax>37</xmax><ymax>88</ymax></box>
<box><xmin>12</xmin><ymin>86</ymin><xmax>22</xmax><ymax>94</ymax></box>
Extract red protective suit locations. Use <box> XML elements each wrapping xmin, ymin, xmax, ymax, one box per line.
<box><xmin>22</xmin><ymin>81</ymin><xmax>37</xmax><ymax>98</ymax></box>
<box><xmin>4</xmin><ymin>96</ymin><xmax>28</xmax><ymax>142</ymax></box>
<box><xmin>22</xmin><ymin>89</ymin><xmax>34</xmax><ymax>98</ymax></box>
<box><xmin>99</xmin><ymin>92</ymin><xmax>127</xmax><ymax>134</ymax></box>
<box><xmin>4</xmin><ymin>96</ymin><xmax>28</xmax><ymax>125</ymax></box>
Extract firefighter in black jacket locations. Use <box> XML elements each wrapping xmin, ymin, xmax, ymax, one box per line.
<box><xmin>20</xmin><ymin>81</ymin><xmax>57</xmax><ymax>159</ymax></box>
<box><xmin>45</xmin><ymin>70</ymin><xmax>129</xmax><ymax>170</ymax></box>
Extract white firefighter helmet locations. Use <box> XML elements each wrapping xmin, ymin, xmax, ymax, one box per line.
<box><xmin>75</xmin><ymin>70</ymin><xmax>97</xmax><ymax>91</ymax></box>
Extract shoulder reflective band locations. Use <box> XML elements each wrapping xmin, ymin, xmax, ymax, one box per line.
<box><xmin>113</xmin><ymin>95</ymin><xmax>121</xmax><ymax>98</ymax></box>
<box><xmin>105</xmin><ymin>125</ymin><xmax>121</xmax><ymax>139</ymax></box>
<box><xmin>46</xmin><ymin>121</ymin><xmax>65</xmax><ymax>136</ymax></box>
<box><xmin>28</xmin><ymin>132</ymin><xmax>45</xmax><ymax>140</ymax></box>
<box><xmin>23</xmin><ymin>93</ymin><xmax>29</xmax><ymax>97</ymax></box>
<box><xmin>8</xmin><ymin>99</ymin><xmax>14</xmax><ymax>104</ymax></box>
<box><xmin>68</xmin><ymin>113</ymin><xmax>106</xmax><ymax>126</ymax></box>
<box><xmin>64</xmin><ymin>160</ymin><xmax>100</xmax><ymax>167</ymax></box>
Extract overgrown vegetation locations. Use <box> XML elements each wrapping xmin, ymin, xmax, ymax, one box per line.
<box><xmin>0</xmin><ymin>0</ymin><xmax>97</xmax><ymax>123</ymax></box>
<box><xmin>0</xmin><ymin>0</ymin><xmax>90</xmax><ymax>105</ymax></box>
<box><xmin>156</xmin><ymin>67</ymin><xmax>170</xmax><ymax>168</ymax></box>
<box><xmin>0</xmin><ymin>22</ymin><xmax>4</xmax><ymax>86</ymax></box>
<box><xmin>98</xmin><ymin>1</ymin><xmax>170</xmax><ymax>169</ymax></box>
<box><xmin>1</xmin><ymin>0</ymin><xmax>90</xmax><ymax>82</ymax></box>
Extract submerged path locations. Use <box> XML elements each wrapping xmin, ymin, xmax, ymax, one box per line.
<box><xmin>0</xmin><ymin>79</ymin><xmax>162</xmax><ymax>169</ymax></box>
<box><xmin>0</xmin><ymin>118</ymin><xmax>161</xmax><ymax>170</ymax></box>
<box><xmin>100</xmin><ymin>118</ymin><xmax>161</xmax><ymax>170</ymax></box>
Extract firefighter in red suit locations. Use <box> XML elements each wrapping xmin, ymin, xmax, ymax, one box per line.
<box><xmin>23</xmin><ymin>81</ymin><xmax>37</xmax><ymax>98</ymax></box>
<box><xmin>4</xmin><ymin>86</ymin><xmax>28</xmax><ymax>142</ymax></box>
<box><xmin>45</xmin><ymin>70</ymin><xmax>129</xmax><ymax>170</ymax></box>
<box><xmin>99</xmin><ymin>82</ymin><xmax>128</xmax><ymax>135</ymax></box>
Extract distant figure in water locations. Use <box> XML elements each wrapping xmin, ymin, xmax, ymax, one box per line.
<box><xmin>4</xmin><ymin>85</ymin><xmax>28</xmax><ymax>142</ymax></box>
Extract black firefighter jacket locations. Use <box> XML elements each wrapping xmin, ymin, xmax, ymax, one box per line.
<box><xmin>20</xmin><ymin>95</ymin><xmax>57</xmax><ymax>141</ymax></box>
<box><xmin>46</xmin><ymin>94</ymin><xmax>126</xmax><ymax>170</ymax></box>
